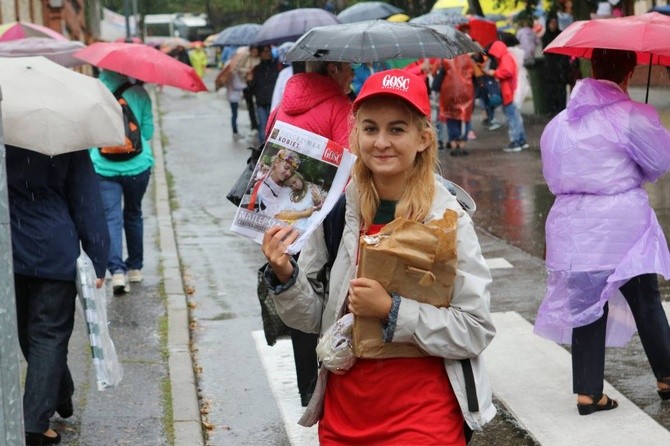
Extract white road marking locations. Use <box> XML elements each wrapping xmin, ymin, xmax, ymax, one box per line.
<box><xmin>252</xmin><ymin>331</ymin><xmax>318</xmax><ymax>446</ymax></box>
<box><xmin>485</xmin><ymin>311</ymin><xmax>670</xmax><ymax>445</ymax></box>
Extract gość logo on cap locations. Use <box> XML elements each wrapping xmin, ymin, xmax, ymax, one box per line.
<box><xmin>381</xmin><ymin>74</ymin><xmax>410</xmax><ymax>92</ymax></box>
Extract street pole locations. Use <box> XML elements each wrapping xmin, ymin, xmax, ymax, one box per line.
<box><xmin>131</xmin><ymin>0</ymin><xmax>139</xmax><ymax>37</ymax></box>
<box><xmin>0</xmin><ymin>89</ymin><xmax>25</xmax><ymax>445</ymax></box>
<box><xmin>124</xmin><ymin>0</ymin><xmax>131</xmax><ymax>40</ymax></box>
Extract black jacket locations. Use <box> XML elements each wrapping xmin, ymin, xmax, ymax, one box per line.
<box><xmin>6</xmin><ymin>145</ymin><xmax>109</xmax><ymax>280</ymax></box>
<box><xmin>250</xmin><ymin>59</ymin><xmax>280</xmax><ymax>106</ymax></box>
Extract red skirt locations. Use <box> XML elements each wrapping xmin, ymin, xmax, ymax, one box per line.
<box><xmin>318</xmin><ymin>356</ymin><xmax>466</xmax><ymax>446</ymax></box>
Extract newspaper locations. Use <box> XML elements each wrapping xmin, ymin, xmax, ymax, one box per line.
<box><xmin>230</xmin><ymin>120</ymin><xmax>356</xmax><ymax>254</ymax></box>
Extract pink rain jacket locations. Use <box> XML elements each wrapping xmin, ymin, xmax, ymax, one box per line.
<box><xmin>535</xmin><ymin>78</ymin><xmax>670</xmax><ymax>346</ymax></box>
<box><xmin>267</xmin><ymin>72</ymin><xmax>352</xmax><ymax>148</ymax></box>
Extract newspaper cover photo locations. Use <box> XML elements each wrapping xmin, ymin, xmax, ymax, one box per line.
<box><xmin>230</xmin><ymin>120</ymin><xmax>356</xmax><ymax>254</ymax></box>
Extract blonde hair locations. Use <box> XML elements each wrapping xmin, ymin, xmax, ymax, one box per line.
<box><xmin>287</xmin><ymin>171</ymin><xmax>308</xmax><ymax>202</ymax></box>
<box><xmin>349</xmin><ymin>98</ymin><xmax>438</xmax><ymax>230</ymax></box>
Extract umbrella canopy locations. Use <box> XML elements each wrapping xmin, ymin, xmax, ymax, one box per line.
<box><xmin>543</xmin><ymin>12</ymin><xmax>670</xmax><ymax>65</ymax></box>
<box><xmin>0</xmin><ymin>56</ymin><xmax>124</xmax><ymax>155</ymax></box>
<box><xmin>254</xmin><ymin>8</ymin><xmax>340</xmax><ymax>46</ymax></box>
<box><xmin>409</xmin><ymin>12</ymin><xmax>468</xmax><ymax>26</ymax></box>
<box><xmin>544</xmin><ymin>12</ymin><xmax>670</xmax><ymax>102</ymax></box>
<box><xmin>74</xmin><ymin>42</ymin><xmax>208</xmax><ymax>92</ymax></box>
<box><xmin>284</xmin><ymin>20</ymin><xmax>481</xmax><ymax>63</ymax></box>
<box><xmin>0</xmin><ymin>21</ymin><xmax>66</xmax><ymax>42</ymax></box>
<box><xmin>0</xmin><ymin>37</ymin><xmax>85</xmax><ymax>67</ymax></box>
<box><xmin>337</xmin><ymin>2</ymin><xmax>404</xmax><ymax>24</ymax></box>
<box><xmin>213</xmin><ymin>23</ymin><xmax>262</xmax><ymax>47</ymax></box>
<box><xmin>461</xmin><ymin>17</ymin><xmax>497</xmax><ymax>48</ymax></box>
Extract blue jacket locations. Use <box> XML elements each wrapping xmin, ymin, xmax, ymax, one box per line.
<box><xmin>7</xmin><ymin>145</ymin><xmax>110</xmax><ymax>280</ymax></box>
<box><xmin>89</xmin><ymin>70</ymin><xmax>155</xmax><ymax>177</ymax></box>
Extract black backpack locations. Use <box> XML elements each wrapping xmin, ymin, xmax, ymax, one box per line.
<box><xmin>99</xmin><ymin>82</ymin><xmax>143</xmax><ymax>161</ymax></box>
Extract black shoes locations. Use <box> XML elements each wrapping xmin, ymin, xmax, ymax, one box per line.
<box><xmin>576</xmin><ymin>393</ymin><xmax>618</xmax><ymax>415</ymax></box>
<box><xmin>56</xmin><ymin>396</ymin><xmax>73</xmax><ymax>419</ymax></box>
<box><xmin>25</xmin><ymin>431</ymin><xmax>61</xmax><ymax>445</ymax></box>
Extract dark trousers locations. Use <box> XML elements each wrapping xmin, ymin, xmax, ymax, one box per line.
<box><xmin>230</xmin><ymin>101</ymin><xmax>239</xmax><ymax>134</ymax></box>
<box><xmin>572</xmin><ymin>274</ymin><xmax>670</xmax><ymax>395</ymax></box>
<box><xmin>545</xmin><ymin>81</ymin><xmax>567</xmax><ymax>118</ymax></box>
<box><xmin>290</xmin><ymin>328</ymin><xmax>318</xmax><ymax>396</ymax></box>
<box><xmin>14</xmin><ymin>275</ymin><xmax>76</xmax><ymax>433</ymax></box>
<box><xmin>243</xmin><ymin>86</ymin><xmax>258</xmax><ymax>130</ymax></box>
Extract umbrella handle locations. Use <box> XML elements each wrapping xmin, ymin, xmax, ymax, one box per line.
<box><xmin>645</xmin><ymin>53</ymin><xmax>652</xmax><ymax>104</ymax></box>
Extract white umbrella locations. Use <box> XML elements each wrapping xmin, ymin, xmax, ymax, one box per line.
<box><xmin>0</xmin><ymin>37</ymin><xmax>86</xmax><ymax>67</ymax></box>
<box><xmin>0</xmin><ymin>56</ymin><xmax>124</xmax><ymax>155</ymax></box>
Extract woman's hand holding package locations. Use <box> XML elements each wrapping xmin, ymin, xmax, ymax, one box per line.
<box><xmin>348</xmin><ymin>277</ymin><xmax>393</xmax><ymax>319</ymax></box>
<box><xmin>262</xmin><ymin>225</ymin><xmax>299</xmax><ymax>283</ymax></box>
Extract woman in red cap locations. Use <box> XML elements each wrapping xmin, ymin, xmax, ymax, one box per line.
<box><xmin>261</xmin><ymin>69</ymin><xmax>496</xmax><ymax>444</ymax></box>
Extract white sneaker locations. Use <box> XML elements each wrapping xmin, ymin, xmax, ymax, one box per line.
<box><xmin>111</xmin><ymin>272</ymin><xmax>130</xmax><ymax>294</ymax></box>
<box><xmin>128</xmin><ymin>269</ymin><xmax>143</xmax><ymax>283</ymax></box>
<box><xmin>488</xmin><ymin>120</ymin><xmax>502</xmax><ymax>131</ymax></box>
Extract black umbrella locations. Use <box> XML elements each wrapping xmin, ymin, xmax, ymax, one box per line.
<box><xmin>213</xmin><ymin>23</ymin><xmax>261</xmax><ymax>47</ymax></box>
<box><xmin>284</xmin><ymin>20</ymin><xmax>481</xmax><ymax>63</ymax></box>
<box><xmin>254</xmin><ymin>8</ymin><xmax>340</xmax><ymax>46</ymax></box>
<box><xmin>337</xmin><ymin>1</ymin><xmax>404</xmax><ymax>24</ymax></box>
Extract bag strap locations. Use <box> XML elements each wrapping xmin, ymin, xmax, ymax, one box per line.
<box><xmin>113</xmin><ymin>82</ymin><xmax>134</xmax><ymax>100</ymax></box>
<box><xmin>322</xmin><ymin>193</ymin><xmax>346</xmax><ymax>265</ymax></box>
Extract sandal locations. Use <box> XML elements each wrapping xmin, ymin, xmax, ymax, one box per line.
<box><xmin>577</xmin><ymin>393</ymin><xmax>618</xmax><ymax>416</ymax></box>
<box><xmin>657</xmin><ymin>377</ymin><xmax>670</xmax><ymax>401</ymax></box>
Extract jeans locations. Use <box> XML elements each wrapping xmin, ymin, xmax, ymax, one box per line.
<box><xmin>256</xmin><ymin>104</ymin><xmax>271</xmax><ymax>145</ymax></box>
<box><xmin>98</xmin><ymin>168</ymin><xmax>151</xmax><ymax>274</ymax></box>
<box><xmin>230</xmin><ymin>101</ymin><xmax>239</xmax><ymax>134</ymax></box>
<box><xmin>15</xmin><ymin>275</ymin><xmax>76</xmax><ymax>433</ymax></box>
<box><xmin>572</xmin><ymin>274</ymin><xmax>670</xmax><ymax>395</ymax></box>
<box><xmin>502</xmin><ymin>102</ymin><xmax>527</xmax><ymax>144</ymax></box>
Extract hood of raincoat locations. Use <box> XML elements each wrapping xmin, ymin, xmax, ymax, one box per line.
<box><xmin>270</xmin><ymin>72</ymin><xmax>353</xmax><ymax>147</ymax></box>
<box><xmin>565</xmin><ymin>77</ymin><xmax>629</xmax><ymax>121</ymax></box>
<box><xmin>280</xmin><ymin>72</ymin><xmax>345</xmax><ymax>116</ymax></box>
<box><xmin>488</xmin><ymin>40</ymin><xmax>508</xmax><ymax>60</ymax></box>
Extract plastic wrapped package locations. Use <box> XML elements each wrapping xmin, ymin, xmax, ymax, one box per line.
<box><xmin>75</xmin><ymin>252</ymin><xmax>124</xmax><ymax>390</ymax></box>
<box><xmin>316</xmin><ymin>313</ymin><xmax>356</xmax><ymax>375</ymax></box>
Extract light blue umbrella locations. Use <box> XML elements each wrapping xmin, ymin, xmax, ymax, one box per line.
<box><xmin>213</xmin><ymin>23</ymin><xmax>262</xmax><ymax>47</ymax></box>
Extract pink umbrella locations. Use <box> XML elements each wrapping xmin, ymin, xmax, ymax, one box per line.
<box><xmin>544</xmin><ymin>12</ymin><xmax>670</xmax><ymax>102</ymax></box>
<box><xmin>74</xmin><ymin>42</ymin><xmax>208</xmax><ymax>92</ymax></box>
<box><xmin>0</xmin><ymin>21</ymin><xmax>66</xmax><ymax>41</ymax></box>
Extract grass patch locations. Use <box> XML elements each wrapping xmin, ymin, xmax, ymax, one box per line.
<box><xmin>165</xmin><ymin>170</ymin><xmax>180</xmax><ymax>211</ymax></box>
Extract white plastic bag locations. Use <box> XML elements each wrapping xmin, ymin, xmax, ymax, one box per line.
<box><xmin>75</xmin><ymin>252</ymin><xmax>123</xmax><ymax>390</ymax></box>
<box><xmin>316</xmin><ymin>313</ymin><xmax>356</xmax><ymax>375</ymax></box>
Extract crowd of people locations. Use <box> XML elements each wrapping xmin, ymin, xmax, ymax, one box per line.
<box><xmin>7</xmin><ymin>5</ymin><xmax>670</xmax><ymax>445</ymax></box>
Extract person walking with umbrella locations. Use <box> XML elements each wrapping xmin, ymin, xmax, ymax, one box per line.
<box><xmin>90</xmin><ymin>70</ymin><xmax>155</xmax><ymax>294</ymax></box>
<box><xmin>7</xmin><ymin>144</ymin><xmax>109</xmax><ymax>445</ymax></box>
<box><xmin>534</xmin><ymin>48</ymin><xmax>670</xmax><ymax>414</ymax></box>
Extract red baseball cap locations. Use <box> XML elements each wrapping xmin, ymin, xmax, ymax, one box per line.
<box><xmin>353</xmin><ymin>69</ymin><xmax>431</xmax><ymax>118</ymax></box>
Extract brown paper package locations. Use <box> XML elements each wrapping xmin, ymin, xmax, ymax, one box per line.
<box><xmin>353</xmin><ymin>209</ymin><xmax>458</xmax><ymax>359</ymax></box>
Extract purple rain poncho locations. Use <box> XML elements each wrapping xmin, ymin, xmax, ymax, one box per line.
<box><xmin>534</xmin><ymin>78</ymin><xmax>670</xmax><ymax>347</ymax></box>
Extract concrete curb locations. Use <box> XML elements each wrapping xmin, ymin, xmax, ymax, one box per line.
<box><xmin>151</xmin><ymin>91</ymin><xmax>204</xmax><ymax>446</ymax></box>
